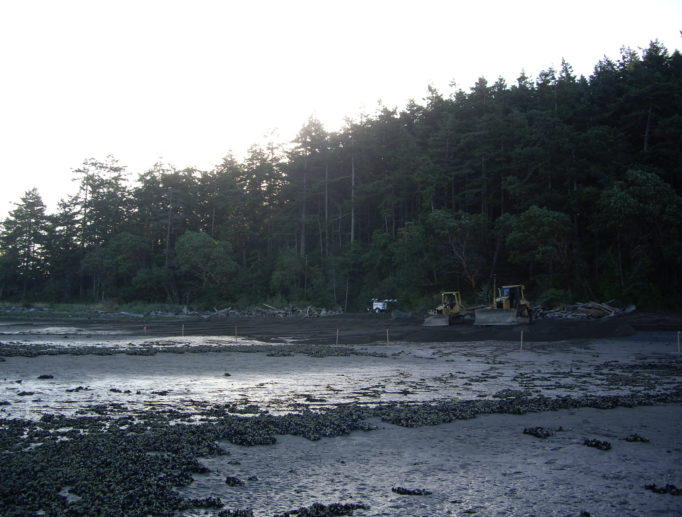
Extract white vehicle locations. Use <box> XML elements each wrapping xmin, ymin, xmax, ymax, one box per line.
<box><xmin>369</xmin><ymin>298</ymin><xmax>397</xmax><ymax>313</ymax></box>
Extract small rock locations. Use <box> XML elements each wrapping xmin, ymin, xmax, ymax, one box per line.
<box><xmin>37</xmin><ymin>374</ymin><xmax>54</xmax><ymax>380</ymax></box>
<box><xmin>188</xmin><ymin>496</ymin><xmax>223</xmax><ymax>508</ymax></box>
<box><xmin>273</xmin><ymin>502</ymin><xmax>369</xmax><ymax>517</ymax></box>
<box><xmin>225</xmin><ymin>476</ymin><xmax>245</xmax><ymax>486</ymax></box>
<box><xmin>392</xmin><ymin>486</ymin><xmax>432</xmax><ymax>496</ymax></box>
<box><xmin>624</xmin><ymin>433</ymin><xmax>649</xmax><ymax>443</ymax></box>
<box><xmin>645</xmin><ymin>483</ymin><xmax>681</xmax><ymax>496</ymax></box>
<box><xmin>523</xmin><ymin>426</ymin><xmax>555</xmax><ymax>438</ymax></box>
<box><xmin>583</xmin><ymin>439</ymin><xmax>611</xmax><ymax>451</ymax></box>
<box><xmin>217</xmin><ymin>510</ymin><xmax>254</xmax><ymax>517</ymax></box>
<box><xmin>66</xmin><ymin>386</ymin><xmax>90</xmax><ymax>393</ymax></box>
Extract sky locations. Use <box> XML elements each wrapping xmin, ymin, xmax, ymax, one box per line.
<box><xmin>0</xmin><ymin>0</ymin><xmax>681</xmax><ymax>219</ymax></box>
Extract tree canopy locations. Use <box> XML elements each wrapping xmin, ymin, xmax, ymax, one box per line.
<box><xmin>2</xmin><ymin>41</ymin><xmax>681</xmax><ymax>310</ymax></box>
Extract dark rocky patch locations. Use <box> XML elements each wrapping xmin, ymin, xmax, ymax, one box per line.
<box><xmin>187</xmin><ymin>496</ymin><xmax>224</xmax><ymax>508</ymax></box>
<box><xmin>273</xmin><ymin>502</ymin><xmax>369</xmax><ymax>516</ymax></box>
<box><xmin>225</xmin><ymin>476</ymin><xmax>245</xmax><ymax>486</ymax></box>
<box><xmin>624</xmin><ymin>433</ymin><xmax>649</xmax><ymax>443</ymax></box>
<box><xmin>644</xmin><ymin>483</ymin><xmax>681</xmax><ymax>495</ymax></box>
<box><xmin>218</xmin><ymin>510</ymin><xmax>254</xmax><ymax>517</ymax></box>
<box><xmin>37</xmin><ymin>374</ymin><xmax>54</xmax><ymax>379</ymax></box>
<box><xmin>583</xmin><ymin>439</ymin><xmax>611</xmax><ymax>451</ymax></box>
<box><xmin>392</xmin><ymin>486</ymin><xmax>432</xmax><ymax>496</ymax></box>
<box><xmin>66</xmin><ymin>386</ymin><xmax>90</xmax><ymax>392</ymax></box>
<box><xmin>523</xmin><ymin>426</ymin><xmax>559</xmax><ymax>438</ymax></box>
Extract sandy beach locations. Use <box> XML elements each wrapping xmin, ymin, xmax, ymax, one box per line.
<box><xmin>1</xmin><ymin>313</ymin><xmax>681</xmax><ymax>516</ymax></box>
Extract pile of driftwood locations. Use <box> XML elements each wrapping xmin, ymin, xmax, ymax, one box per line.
<box><xmin>203</xmin><ymin>304</ymin><xmax>343</xmax><ymax>319</ymax></box>
<box><xmin>537</xmin><ymin>301</ymin><xmax>628</xmax><ymax>320</ymax></box>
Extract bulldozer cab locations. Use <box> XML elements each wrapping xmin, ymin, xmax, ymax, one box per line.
<box><xmin>423</xmin><ymin>291</ymin><xmax>464</xmax><ymax>326</ymax></box>
<box><xmin>475</xmin><ymin>283</ymin><xmax>532</xmax><ymax>325</ymax></box>
<box><xmin>496</xmin><ymin>285</ymin><xmax>526</xmax><ymax>309</ymax></box>
<box><xmin>440</xmin><ymin>291</ymin><xmax>463</xmax><ymax>315</ymax></box>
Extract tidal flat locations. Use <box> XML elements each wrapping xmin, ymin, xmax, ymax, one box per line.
<box><xmin>1</xmin><ymin>315</ymin><xmax>681</xmax><ymax>516</ymax></box>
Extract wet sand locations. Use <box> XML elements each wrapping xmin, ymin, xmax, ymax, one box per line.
<box><xmin>182</xmin><ymin>405</ymin><xmax>682</xmax><ymax>516</ymax></box>
<box><xmin>1</xmin><ymin>314</ymin><xmax>681</xmax><ymax>516</ymax></box>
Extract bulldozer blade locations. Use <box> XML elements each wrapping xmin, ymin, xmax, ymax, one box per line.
<box><xmin>474</xmin><ymin>308</ymin><xmax>520</xmax><ymax>326</ymax></box>
<box><xmin>423</xmin><ymin>315</ymin><xmax>450</xmax><ymax>327</ymax></box>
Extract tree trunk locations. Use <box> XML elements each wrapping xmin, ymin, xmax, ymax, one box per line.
<box><xmin>300</xmin><ymin>160</ymin><xmax>307</xmax><ymax>257</ymax></box>
<box><xmin>344</xmin><ymin>276</ymin><xmax>350</xmax><ymax>312</ymax></box>
<box><xmin>643</xmin><ymin>103</ymin><xmax>653</xmax><ymax>153</ymax></box>
<box><xmin>165</xmin><ymin>188</ymin><xmax>173</xmax><ymax>267</ymax></box>
<box><xmin>324</xmin><ymin>162</ymin><xmax>329</xmax><ymax>257</ymax></box>
<box><xmin>350</xmin><ymin>153</ymin><xmax>356</xmax><ymax>245</ymax></box>
<box><xmin>480</xmin><ymin>156</ymin><xmax>487</xmax><ymax>217</ymax></box>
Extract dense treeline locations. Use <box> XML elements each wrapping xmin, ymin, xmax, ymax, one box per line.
<box><xmin>2</xmin><ymin>41</ymin><xmax>681</xmax><ymax>310</ymax></box>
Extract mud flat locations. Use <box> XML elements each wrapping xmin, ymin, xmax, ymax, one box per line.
<box><xmin>0</xmin><ymin>314</ymin><xmax>681</xmax><ymax>516</ymax></box>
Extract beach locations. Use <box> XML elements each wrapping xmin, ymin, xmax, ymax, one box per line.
<box><xmin>1</xmin><ymin>312</ymin><xmax>681</xmax><ymax>516</ymax></box>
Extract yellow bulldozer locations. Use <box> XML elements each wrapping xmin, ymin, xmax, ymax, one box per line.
<box><xmin>423</xmin><ymin>291</ymin><xmax>465</xmax><ymax>326</ymax></box>
<box><xmin>474</xmin><ymin>284</ymin><xmax>533</xmax><ymax>325</ymax></box>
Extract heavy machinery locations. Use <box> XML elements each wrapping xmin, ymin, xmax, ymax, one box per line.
<box><xmin>423</xmin><ymin>291</ymin><xmax>465</xmax><ymax>326</ymax></box>
<box><xmin>474</xmin><ymin>284</ymin><xmax>533</xmax><ymax>325</ymax></box>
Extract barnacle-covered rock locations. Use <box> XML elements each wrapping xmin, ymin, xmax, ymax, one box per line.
<box><xmin>225</xmin><ymin>476</ymin><xmax>245</xmax><ymax>486</ymax></box>
<box><xmin>392</xmin><ymin>486</ymin><xmax>432</xmax><ymax>496</ymax></box>
<box><xmin>523</xmin><ymin>426</ymin><xmax>558</xmax><ymax>439</ymax></box>
<box><xmin>583</xmin><ymin>439</ymin><xmax>611</xmax><ymax>451</ymax></box>
<box><xmin>274</xmin><ymin>502</ymin><xmax>370</xmax><ymax>516</ymax></box>
<box><xmin>187</xmin><ymin>496</ymin><xmax>223</xmax><ymax>508</ymax></box>
<box><xmin>645</xmin><ymin>483</ymin><xmax>681</xmax><ymax>495</ymax></box>
<box><xmin>217</xmin><ymin>509</ymin><xmax>254</xmax><ymax>517</ymax></box>
<box><xmin>624</xmin><ymin>433</ymin><xmax>649</xmax><ymax>443</ymax></box>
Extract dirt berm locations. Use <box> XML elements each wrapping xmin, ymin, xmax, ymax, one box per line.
<box><xmin>199</xmin><ymin>312</ymin><xmax>645</xmax><ymax>345</ymax></box>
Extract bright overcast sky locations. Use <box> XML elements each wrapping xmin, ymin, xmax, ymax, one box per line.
<box><xmin>1</xmin><ymin>0</ymin><xmax>680</xmax><ymax>218</ymax></box>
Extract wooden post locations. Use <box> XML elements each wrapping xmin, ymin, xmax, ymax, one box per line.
<box><xmin>678</xmin><ymin>331</ymin><xmax>680</xmax><ymax>353</ymax></box>
<box><xmin>520</xmin><ymin>330</ymin><xmax>524</xmax><ymax>351</ymax></box>
<box><xmin>235</xmin><ymin>326</ymin><xmax>238</xmax><ymax>342</ymax></box>
<box><xmin>386</xmin><ymin>328</ymin><xmax>390</xmax><ymax>345</ymax></box>
<box><xmin>181</xmin><ymin>324</ymin><xmax>185</xmax><ymax>337</ymax></box>
<box><xmin>336</xmin><ymin>328</ymin><xmax>339</xmax><ymax>346</ymax></box>
<box><xmin>144</xmin><ymin>325</ymin><xmax>147</xmax><ymax>336</ymax></box>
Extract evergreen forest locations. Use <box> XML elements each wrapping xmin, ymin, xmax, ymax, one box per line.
<box><xmin>2</xmin><ymin>41</ymin><xmax>681</xmax><ymax>311</ymax></box>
